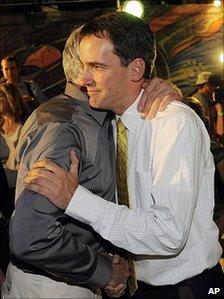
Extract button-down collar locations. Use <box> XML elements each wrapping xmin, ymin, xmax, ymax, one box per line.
<box><xmin>120</xmin><ymin>89</ymin><xmax>144</xmax><ymax>134</ymax></box>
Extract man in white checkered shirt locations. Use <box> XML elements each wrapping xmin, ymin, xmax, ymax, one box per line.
<box><xmin>23</xmin><ymin>11</ymin><xmax>224</xmax><ymax>299</ymax></box>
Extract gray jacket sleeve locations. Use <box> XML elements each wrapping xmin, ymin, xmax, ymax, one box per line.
<box><xmin>10</xmin><ymin>120</ymin><xmax>112</xmax><ymax>288</ymax></box>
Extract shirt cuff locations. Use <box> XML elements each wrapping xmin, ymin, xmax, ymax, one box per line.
<box><xmin>65</xmin><ymin>185</ymin><xmax>105</xmax><ymax>224</ymax></box>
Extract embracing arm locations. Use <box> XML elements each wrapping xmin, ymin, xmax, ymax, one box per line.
<box><xmin>10</xmin><ymin>121</ymin><xmax>112</xmax><ymax>288</ymax></box>
<box><xmin>138</xmin><ymin>77</ymin><xmax>182</xmax><ymax>119</ymax></box>
<box><xmin>66</xmin><ymin>109</ymin><xmax>207</xmax><ymax>256</ymax></box>
<box><xmin>25</xmin><ymin>108</ymin><xmax>208</xmax><ymax>257</ymax></box>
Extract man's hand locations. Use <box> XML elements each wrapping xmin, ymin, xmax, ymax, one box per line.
<box><xmin>138</xmin><ymin>77</ymin><xmax>182</xmax><ymax>119</ymax></box>
<box><xmin>104</xmin><ymin>255</ymin><xmax>130</xmax><ymax>298</ymax></box>
<box><xmin>24</xmin><ymin>150</ymin><xmax>79</xmax><ymax>210</ymax></box>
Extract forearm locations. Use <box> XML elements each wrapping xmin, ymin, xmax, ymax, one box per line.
<box><xmin>66</xmin><ymin>185</ymin><xmax>189</xmax><ymax>256</ymax></box>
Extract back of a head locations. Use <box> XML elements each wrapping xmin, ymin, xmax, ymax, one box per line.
<box><xmin>209</xmin><ymin>73</ymin><xmax>223</xmax><ymax>88</ymax></box>
<box><xmin>62</xmin><ymin>26</ymin><xmax>83</xmax><ymax>85</ymax></box>
<box><xmin>79</xmin><ymin>11</ymin><xmax>156</xmax><ymax>79</ymax></box>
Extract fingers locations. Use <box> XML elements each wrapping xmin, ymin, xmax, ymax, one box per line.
<box><xmin>139</xmin><ymin>78</ymin><xmax>183</xmax><ymax>119</ymax></box>
<box><xmin>137</xmin><ymin>79</ymin><xmax>155</xmax><ymax>113</ymax></box>
<box><xmin>31</xmin><ymin>159</ymin><xmax>61</xmax><ymax>175</ymax></box>
<box><xmin>24</xmin><ymin>168</ymin><xmax>57</xmax><ymax>200</ymax></box>
<box><xmin>23</xmin><ymin>153</ymin><xmax>79</xmax><ymax>209</ymax></box>
<box><xmin>145</xmin><ymin>97</ymin><xmax>161</xmax><ymax>120</ymax></box>
<box><xmin>157</xmin><ymin>89</ymin><xmax>182</xmax><ymax>111</ymax></box>
<box><xmin>104</xmin><ymin>283</ymin><xmax>126</xmax><ymax>298</ymax></box>
<box><xmin>24</xmin><ymin>167</ymin><xmax>62</xmax><ymax>201</ymax></box>
<box><xmin>138</xmin><ymin>77</ymin><xmax>163</xmax><ymax>117</ymax></box>
<box><xmin>158</xmin><ymin>93</ymin><xmax>173</xmax><ymax>111</ymax></box>
<box><xmin>24</xmin><ymin>168</ymin><xmax>55</xmax><ymax>185</ymax></box>
<box><xmin>69</xmin><ymin>149</ymin><xmax>79</xmax><ymax>176</ymax></box>
<box><xmin>25</xmin><ymin>181</ymin><xmax>53</xmax><ymax>200</ymax></box>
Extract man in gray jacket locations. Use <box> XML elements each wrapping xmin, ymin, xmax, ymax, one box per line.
<box><xmin>2</xmin><ymin>26</ymin><xmax>181</xmax><ymax>299</ymax></box>
<box><xmin>2</xmin><ymin>27</ymin><xmax>129</xmax><ymax>299</ymax></box>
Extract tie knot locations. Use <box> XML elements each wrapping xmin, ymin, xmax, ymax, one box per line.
<box><xmin>117</xmin><ymin>119</ymin><xmax>126</xmax><ymax>134</ymax></box>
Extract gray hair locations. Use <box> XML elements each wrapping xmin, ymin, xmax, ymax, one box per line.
<box><xmin>62</xmin><ymin>26</ymin><xmax>83</xmax><ymax>84</ymax></box>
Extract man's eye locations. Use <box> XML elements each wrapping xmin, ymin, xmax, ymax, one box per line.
<box><xmin>93</xmin><ymin>65</ymin><xmax>103</xmax><ymax>70</ymax></box>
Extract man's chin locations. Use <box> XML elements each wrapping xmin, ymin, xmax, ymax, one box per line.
<box><xmin>89</xmin><ymin>98</ymin><xmax>103</xmax><ymax>109</ymax></box>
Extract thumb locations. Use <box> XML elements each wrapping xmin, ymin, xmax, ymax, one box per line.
<box><xmin>69</xmin><ymin>149</ymin><xmax>79</xmax><ymax>175</ymax></box>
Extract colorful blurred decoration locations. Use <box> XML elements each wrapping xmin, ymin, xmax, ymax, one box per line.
<box><xmin>20</xmin><ymin>45</ymin><xmax>63</xmax><ymax>97</ymax></box>
<box><xmin>149</xmin><ymin>4</ymin><xmax>224</xmax><ymax>95</ymax></box>
<box><xmin>23</xmin><ymin>45</ymin><xmax>61</xmax><ymax>69</ymax></box>
<box><xmin>0</xmin><ymin>3</ymin><xmax>223</xmax><ymax>98</ymax></box>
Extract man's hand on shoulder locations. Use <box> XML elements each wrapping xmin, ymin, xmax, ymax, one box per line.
<box><xmin>25</xmin><ymin>150</ymin><xmax>79</xmax><ymax>209</ymax></box>
<box><xmin>138</xmin><ymin>77</ymin><xmax>182</xmax><ymax>119</ymax></box>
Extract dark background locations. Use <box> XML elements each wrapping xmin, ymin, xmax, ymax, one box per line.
<box><xmin>0</xmin><ymin>0</ymin><xmax>223</xmax><ymax>98</ymax></box>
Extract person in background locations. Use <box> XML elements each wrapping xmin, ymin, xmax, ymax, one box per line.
<box><xmin>185</xmin><ymin>71</ymin><xmax>223</xmax><ymax>142</ymax></box>
<box><xmin>1</xmin><ymin>55</ymin><xmax>47</xmax><ymax>115</ymax></box>
<box><xmin>0</xmin><ymin>83</ymin><xmax>28</xmax><ymax>191</ymax></box>
<box><xmin>215</xmin><ymin>85</ymin><xmax>224</xmax><ymax>140</ymax></box>
<box><xmin>0</xmin><ymin>160</ymin><xmax>13</xmax><ymax>282</ymax></box>
<box><xmin>2</xmin><ymin>25</ymin><xmax>181</xmax><ymax>299</ymax></box>
<box><xmin>0</xmin><ymin>84</ymin><xmax>21</xmax><ymax>292</ymax></box>
<box><xmin>25</xmin><ymin>12</ymin><xmax>224</xmax><ymax>299</ymax></box>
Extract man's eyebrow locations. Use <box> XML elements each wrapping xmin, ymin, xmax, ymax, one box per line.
<box><xmin>88</xmin><ymin>61</ymin><xmax>108</xmax><ymax>67</ymax></box>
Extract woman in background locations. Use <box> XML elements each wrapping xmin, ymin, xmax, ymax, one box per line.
<box><xmin>0</xmin><ymin>83</ymin><xmax>28</xmax><ymax>189</ymax></box>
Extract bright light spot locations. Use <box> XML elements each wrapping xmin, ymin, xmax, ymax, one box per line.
<box><xmin>213</xmin><ymin>0</ymin><xmax>222</xmax><ymax>7</ymax></box>
<box><xmin>123</xmin><ymin>1</ymin><xmax>144</xmax><ymax>18</ymax></box>
<box><xmin>220</xmin><ymin>53</ymin><xmax>224</xmax><ymax>63</ymax></box>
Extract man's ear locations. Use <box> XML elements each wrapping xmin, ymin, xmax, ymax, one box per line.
<box><xmin>130</xmin><ymin>58</ymin><xmax>145</xmax><ymax>82</ymax></box>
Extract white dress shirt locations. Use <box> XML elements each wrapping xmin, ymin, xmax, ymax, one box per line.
<box><xmin>66</xmin><ymin>93</ymin><xmax>222</xmax><ymax>286</ymax></box>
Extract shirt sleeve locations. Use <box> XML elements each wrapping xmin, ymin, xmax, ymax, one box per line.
<box><xmin>10</xmin><ymin>120</ymin><xmax>112</xmax><ymax>288</ymax></box>
<box><xmin>66</xmin><ymin>110</ymin><xmax>210</xmax><ymax>256</ymax></box>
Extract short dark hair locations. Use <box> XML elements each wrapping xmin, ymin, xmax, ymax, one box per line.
<box><xmin>79</xmin><ymin>11</ymin><xmax>156</xmax><ymax>79</ymax></box>
<box><xmin>209</xmin><ymin>73</ymin><xmax>223</xmax><ymax>88</ymax></box>
<box><xmin>1</xmin><ymin>55</ymin><xmax>19</xmax><ymax>68</ymax></box>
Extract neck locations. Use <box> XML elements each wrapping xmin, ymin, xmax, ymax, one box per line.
<box><xmin>115</xmin><ymin>85</ymin><xmax>143</xmax><ymax>116</ymax></box>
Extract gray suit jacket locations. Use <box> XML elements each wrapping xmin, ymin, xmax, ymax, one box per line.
<box><xmin>10</xmin><ymin>83</ymin><xmax>116</xmax><ymax>289</ymax></box>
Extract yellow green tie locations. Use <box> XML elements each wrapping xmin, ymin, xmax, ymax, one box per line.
<box><xmin>116</xmin><ymin>119</ymin><xmax>138</xmax><ymax>297</ymax></box>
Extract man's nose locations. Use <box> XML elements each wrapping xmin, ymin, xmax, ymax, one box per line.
<box><xmin>80</xmin><ymin>69</ymin><xmax>93</xmax><ymax>86</ymax></box>
<box><xmin>8</xmin><ymin>68</ymin><xmax>14</xmax><ymax>75</ymax></box>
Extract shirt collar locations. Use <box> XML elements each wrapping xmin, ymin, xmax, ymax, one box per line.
<box><xmin>120</xmin><ymin>89</ymin><xmax>144</xmax><ymax>134</ymax></box>
<box><xmin>65</xmin><ymin>82</ymin><xmax>108</xmax><ymax>126</ymax></box>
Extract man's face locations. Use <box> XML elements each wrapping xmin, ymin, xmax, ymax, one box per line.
<box><xmin>79</xmin><ymin>35</ymin><xmax>131</xmax><ymax>114</ymax></box>
<box><xmin>1</xmin><ymin>60</ymin><xmax>19</xmax><ymax>83</ymax></box>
